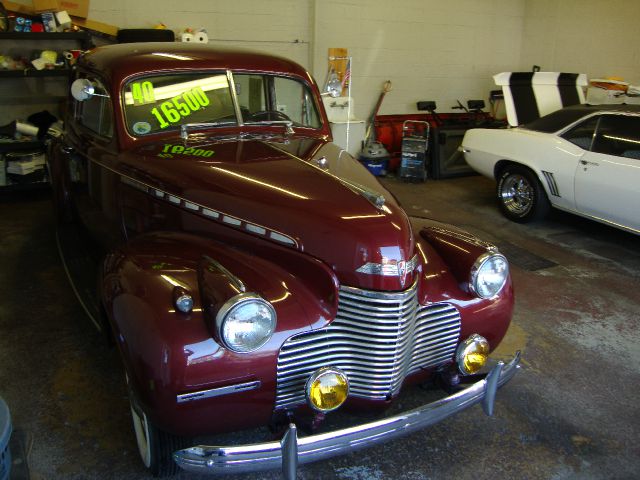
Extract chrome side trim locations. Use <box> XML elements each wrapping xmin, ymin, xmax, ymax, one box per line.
<box><xmin>176</xmin><ymin>380</ymin><xmax>261</xmax><ymax>404</ymax></box>
<box><xmin>201</xmin><ymin>255</ymin><xmax>246</xmax><ymax>293</ymax></box>
<box><xmin>173</xmin><ymin>352</ymin><xmax>521</xmax><ymax>476</ymax></box>
<box><xmin>541</xmin><ymin>170</ymin><xmax>560</xmax><ymax>197</ymax></box>
<box><xmin>227</xmin><ymin>70</ymin><xmax>244</xmax><ymax>126</ymax></box>
<box><xmin>422</xmin><ymin>225</ymin><xmax>498</xmax><ymax>252</ymax></box>
<box><xmin>117</xmin><ymin>174</ymin><xmax>298</xmax><ymax>248</ymax></box>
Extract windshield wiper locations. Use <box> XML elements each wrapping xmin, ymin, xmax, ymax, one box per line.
<box><xmin>180</xmin><ymin>121</ymin><xmax>236</xmax><ymax>140</ymax></box>
<box><xmin>243</xmin><ymin>120</ymin><xmax>294</xmax><ymax>136</ymax></box>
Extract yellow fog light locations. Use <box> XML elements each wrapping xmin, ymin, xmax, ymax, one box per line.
<box><xmin>305</xmin><ymin>367</ymin><xmax>349</xmax><ymax>412</ymax></box>
<box><xmin>456</xmin><ymin>334</ymin><xmax>490</xmax><ymax>375</ymax></box>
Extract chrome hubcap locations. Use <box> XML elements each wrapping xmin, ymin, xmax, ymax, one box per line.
<box><xmin>501</xmin><ymin>174</ymin><xmax>533</xmax><ymax>215</ymax></box>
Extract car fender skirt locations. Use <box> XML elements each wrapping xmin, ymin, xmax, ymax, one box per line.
<box><xmin>173</xmin><ymin>352</ymin><xmax>521</xmax><ymax>477</ymax></box>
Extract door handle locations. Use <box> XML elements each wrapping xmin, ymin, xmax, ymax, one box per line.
<box><xmin>61</xmin><ymin>145</ymin><xmax>75</xmax><ymax>154</ymax></box>
<box><xmin>580</xmin><ymin>160</ymin><xmax>599</xmax><ymax>166</ymax></box>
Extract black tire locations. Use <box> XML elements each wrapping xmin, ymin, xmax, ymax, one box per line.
<box><xmin>496</xmin><ymin>165</ymin><xmax>550</xmax><ymax>223</ymax></box>
<box><xmin>129</xmin><ymin>392</ymin><xmax>188</xmax><ymax>477</ymax></box>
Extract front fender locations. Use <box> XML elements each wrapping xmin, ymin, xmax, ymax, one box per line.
<box><xmin>410</xmin><ymin>217</ymin><xmax>514</xmax><ymax>352</ymax></box>
<box><xmin>101</xmin><ymin>231</ymin><xmax>338</xmax><ymax>436</ymax></box>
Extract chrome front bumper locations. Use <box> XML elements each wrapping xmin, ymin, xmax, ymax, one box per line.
<box><xmin>174</xmin><ymin>352</ymin><xmax>520</xmax><ymax>478</ymax></box>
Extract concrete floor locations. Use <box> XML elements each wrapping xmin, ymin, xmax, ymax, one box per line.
<box><xmin>1</xmin><ymin>174</ymin><xmax>639</xmax><ymax>480</ymax></box>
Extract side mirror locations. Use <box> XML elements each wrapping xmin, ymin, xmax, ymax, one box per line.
<box><xmin>71</xmin><ymin>78</ymin><xmax>95</xmax><ymax>101</ymax></box>
<box><xmin>71</xmin><ymin>78</ymin><xmax>109</xmax><ymax>101</ymax></box>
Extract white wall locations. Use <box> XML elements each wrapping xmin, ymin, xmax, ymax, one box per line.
<box><xmin>313</xmin><ymin>0</ymin><xmax>525</xmax><ymax>118</ymax></box>
<box><xmin>520</xmin><ymin>0</ymin><xmax>640</xmax><ymax>84</ymax></box>
<box><xmin>11</xmin><ymin>0</ymin><xmax>640</xmax><ymax>118</ymax></box>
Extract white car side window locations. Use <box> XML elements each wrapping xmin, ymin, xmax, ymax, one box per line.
<box><xmin>561</xmin><ymin>116</ymin><xmax>599</xmax><ymax>151</ymax></box>
<box><xmin>591</xmin><ymin>115</ymin><xmax>640</xmax><ymax>160</ymax></box>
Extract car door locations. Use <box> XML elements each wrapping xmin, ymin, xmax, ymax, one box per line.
<box><xmin>63</xmin><ymin>74</ymin><xmax>123</xmax><ymax>249</ymax></box>
<box><xmin>574</xmin><ymin>113</ymin><xmax>640</xmax><ymax>231</ymax></box>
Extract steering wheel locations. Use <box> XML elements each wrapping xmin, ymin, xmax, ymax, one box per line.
<box><xmin>248</xmin><ymin>110</ymin><xmax>291</xmax><ymax>122</ymax></box>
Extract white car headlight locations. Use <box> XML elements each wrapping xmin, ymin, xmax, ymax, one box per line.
<box><xmin>216</xmin><ymin>293</ymin><xmax>276</xmax><ymax>353</ymax></box>
<box><xmin>469</xmin><ymin>252</ymin><xmax>509</xmax><ymax>299</ymax></box>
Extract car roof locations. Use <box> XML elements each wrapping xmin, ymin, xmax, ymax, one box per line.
<box><xmin>78</xmin><ymin>42</ymin><xmax>311</xmax><ymax>85</ymax></box>
<box><xmin>524</xmin><ymin>103</ymin><xmax>640</xmax><ymax>133</ymax></box>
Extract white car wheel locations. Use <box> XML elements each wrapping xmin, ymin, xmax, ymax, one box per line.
<box><xmin>128</xmin><ymin>390</ymin><xmax>187</xmax><ymax>477</ymax></box>
<box><xmin>130</xmin><ymin>403</ymin><xmax>152</xmax><ymax>468</ymax></box>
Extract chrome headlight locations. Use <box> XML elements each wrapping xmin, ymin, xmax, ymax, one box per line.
<box><xmin>469</xmin><ymin>252</ymin><xmax>509</xmax><ymax>298</ymax></box>
<box><xmin>215</xmin><ymin>293</ymin><xmax>276</xmax><ymax>353</ymax></box>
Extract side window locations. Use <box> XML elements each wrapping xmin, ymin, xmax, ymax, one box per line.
<box><xmin>235</xmin><ymin>74</ymin><xmax>267</xmax><ymax>120</ymax></box>
<box><xmin>273</xmin><ymin>77</ymin><xmax>321</xmax><ymax>128</ymax></box>
<box><xmin>592</xmin><ymin>115</ymin><xmax>640</xmax><ymax>159</ymax></box>
<box><xmin>561</xmin><ymin>116</ymin><xmax>599</xmax><ymax>150</ymax></box>
<box><xmin>74</xmin><ymin>77</ymin><xmax>114</xmax><ymax>138</ymax></box>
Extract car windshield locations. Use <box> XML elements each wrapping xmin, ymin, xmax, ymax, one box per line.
<box><xmin>123</xmin><ymin>72</ymin><xmax>322</xmax><ymax>136</ymax></box>
<box><xmin>123</xmin><ymin>72</ymin><xmax>236</xmax><ymax>136</ymax></box>
<box><xmin>232</xmin><ymin>74</ymin><xmax>322</xmax><ymax>129</ymax></box>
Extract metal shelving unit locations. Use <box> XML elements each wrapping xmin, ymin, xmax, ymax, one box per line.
<box><xmin>0</xmin><ymin>31</ymin><xmax>92</xmax><ymax>191</ymax></box>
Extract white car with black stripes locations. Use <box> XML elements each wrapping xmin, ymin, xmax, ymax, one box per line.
<box><xmin>462</xmin><ymin>104</ymin><xmax>640</xmax><ymax>235</ymax></box>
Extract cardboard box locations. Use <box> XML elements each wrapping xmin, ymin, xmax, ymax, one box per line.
<box><xmin>58</xmin><ymin>0</ymin><xmax>90</xmax><ymax>18</ymax></box>
<box><xmin>33</xmin><ymin>0</ymin><xmax>59</xmax><ymax>13</ymax></box>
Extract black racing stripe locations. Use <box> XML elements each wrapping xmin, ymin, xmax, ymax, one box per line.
<box><xmin>509</xmin><ymin>72</ymin><xmax>540</xmax><ymax>125</ymax></box>
<box><xmin>558</xmin><ymin>73</ymin><xmax>581</xmax><ymax>107</ymax></box>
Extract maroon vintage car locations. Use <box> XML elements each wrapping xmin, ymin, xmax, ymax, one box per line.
<box><xmin>48</xmin><ymin>42</ymin><xmax>520</xmax><ymax>478</ymax></box>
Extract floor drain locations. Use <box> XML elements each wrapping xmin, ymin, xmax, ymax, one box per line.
<box><xmin>496</xmin><ymin>241</ymin><xmax>558</xmax><ymax>271</ymax></box>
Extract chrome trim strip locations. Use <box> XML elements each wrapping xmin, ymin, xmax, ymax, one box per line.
<box><xmin>227</xmin><ymin>70</ymin><xmax>244</xmax><ymax>126</ymax></box>
<box><xmin>201</xmin><ymin>255</ymin><xmax>246</xmax><ymax>293</ymax></box>
<box><xmin>173</xmin><ymin>352</ymin><xmax>521</xmax><ymax>475</ymax></box>
<box><xmin>176</xmin><ymin>380</ymin><xmax>261</xmax><ymax>404</ymax></box>
<box><xmin>117</xmin><ymin>173</ymin><xmax>298</xmax><ymax>248</ymax></box>
<box><xmin>541</xmin><ymin>170</ymin><xmax>560</xmax><ymax>197</ymax></box>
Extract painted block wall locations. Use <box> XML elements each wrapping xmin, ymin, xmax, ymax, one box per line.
<box><xmin>520</xmin><ymin>0</ymin><xmax>640</xmax><ymax>84</ymax></box>
<box><xmin>8</xmin><ymin>0</ymin><xmax>640</xmax><ymax>119</ymax></box>
<box><xmin>312</xmin><ymin>0</ymin><xmax>525</xmax><ymax>118</ymax></box>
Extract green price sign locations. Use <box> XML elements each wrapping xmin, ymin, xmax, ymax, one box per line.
<box><xmin>130</xmin><ymin>81</ymin><xmax>156</xmax><ymax>106</ymax></box>
<box><xmin>160</xmin><ymin>144</ymin><xmax>215</xmax><ymax>158</ymax></box>
<box><xmin>151</xmin><ymin>87</ymin><xmax>210</xmax><ymax>129</ymax></box>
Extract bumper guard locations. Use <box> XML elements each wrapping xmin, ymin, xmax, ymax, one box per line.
<box><xmin>174</xmin><ymin>351</ymin><xmax>521</xmax><ymax>478</ymax></box>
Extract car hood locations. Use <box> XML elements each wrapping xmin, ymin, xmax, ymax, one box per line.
<box><xmin>116</xmin><ymin>136</ymin><xmax>415</xmax><ymax>290</ymax></box>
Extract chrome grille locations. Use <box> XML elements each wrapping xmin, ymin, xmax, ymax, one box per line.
<box><xmin>275</xmin><ymin>283</ymin><xmax>461</xmax><ymax>410</ymax></box>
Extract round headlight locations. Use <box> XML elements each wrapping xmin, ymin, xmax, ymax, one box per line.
<box><xmin>456</xmin><ymin>334</ymin><xmax>490</xmax><ymax>375</ymax></box>
<box><xmin>469</xmin><ymin>252</ymin><xmax>509</xmax><ymax>298</ymax></box>
<box><xmin>215</xmin><ymin>293</ymin><xmax>276</xmax><ymax>353</ymax></box>
<box><xmin>306</xmin><ymin>367</ymin><xmax>349</xmax><ymax>412</ymax></box>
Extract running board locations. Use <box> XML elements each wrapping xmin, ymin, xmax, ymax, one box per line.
<box><xmin>56</xmin><ymin>225</ymin><xmax>103</xmax><ymax>333</ymax></box>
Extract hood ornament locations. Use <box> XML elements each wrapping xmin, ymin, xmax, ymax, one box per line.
<box><xmin>356</xmin><ymin>255</ymin><xmax>418</xmax><ymax>287</ymax></box>
<box><xmin>339</xmin><ymin>178</ymin><xmax>386</xmax><ymax>210</ymax></box>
